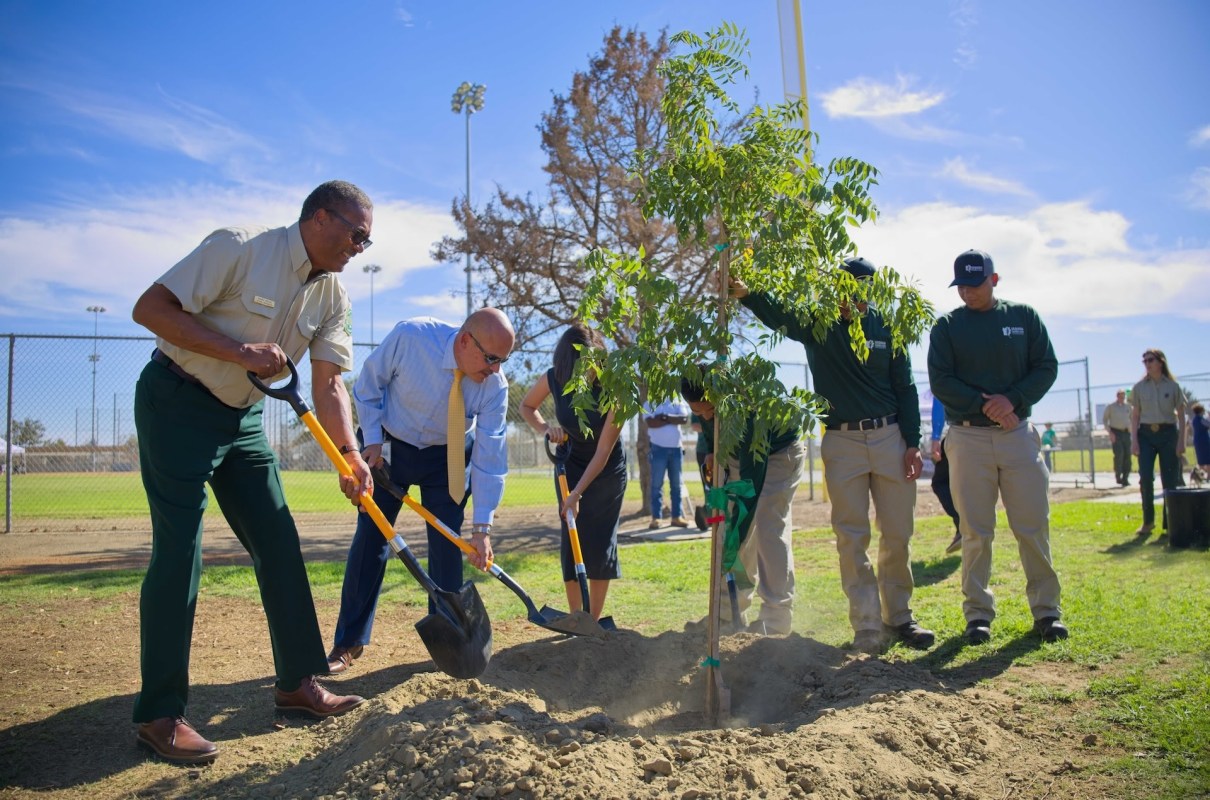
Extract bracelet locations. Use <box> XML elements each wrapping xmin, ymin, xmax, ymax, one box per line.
<box><xmin>339</xmin><ymin>444</ymin><xmax>357</xmax><ymax>455</ymax></box>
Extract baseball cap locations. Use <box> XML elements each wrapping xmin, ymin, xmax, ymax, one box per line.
<box><xmin>950</xmin><ymin>250</ymin><xmax>995</xmax><ymax>287</ymax></box>
<box><xmin>842</xmin><ymin>256</ymin><xmax>876</xmax><ymax>280</ymax></box>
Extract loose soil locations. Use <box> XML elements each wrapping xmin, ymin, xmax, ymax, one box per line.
<box><xmin>1</xmin><ymin>487</ymin><xmax>1138</xmax><ymax>800</ymax></box>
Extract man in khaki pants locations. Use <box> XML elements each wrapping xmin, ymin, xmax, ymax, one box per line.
<box><xmin>733</xmin><ymin>257</ymin><xmax>932</xmax><ymax>654</ymax></box>
<box><xmin>928</xmin><ymin>250</ymin><xmax>1067</xmax><ymax>645</ymax></box>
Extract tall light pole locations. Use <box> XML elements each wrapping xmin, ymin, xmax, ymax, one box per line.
<box><xmin>86</xmin><ymin>305</ymin><xmax>106</xmax><ymax>471</ymax></box>
<box><xmin>451</xmin><ymin>81</ymin><xmax>486</xmax><ymax>317</ymax></box>
<box><xmin>362</xmin><ymin>263</ymin><xmax>382</xmax><ymax>345</ymax></box>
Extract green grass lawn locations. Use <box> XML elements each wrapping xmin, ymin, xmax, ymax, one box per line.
<box><xmin>0</xmin><ymin>469</ymin><xmax>646</xmax><ymax>519</ymax></box>
<box><xmin>5</xmin><ymin>442</ymin><xmax>1196</xmax><ymax>520</ymax></box>
<box><xmin>3</xmin><ymin>499</ymin><xmax>1207</xmax><ymax>796</ymax></box>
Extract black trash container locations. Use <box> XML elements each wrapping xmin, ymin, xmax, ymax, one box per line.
<box><xmin>1166</xmin><ymin>488</ymin><xmax>1210</xmax><ymax>548</ymax></box>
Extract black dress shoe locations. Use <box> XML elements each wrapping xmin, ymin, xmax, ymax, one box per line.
<box><xmin>893</xmin><ymin>620</ymin><xmax>936</xmax><ymax>650</ymax></box>
<box><xmin>964</xmin><ymin>619</ymin><xmax>991</xmax><ymax>644</ymax></box>
<box><xmin>1034</xmin><ymin>617</ymin><xmax>1069</xmax><ymax>642</ymax></box>
<box><xmin>136</xmin><ymin>716</ymin><xmax>218</xmax><ymax>765</ymax></box>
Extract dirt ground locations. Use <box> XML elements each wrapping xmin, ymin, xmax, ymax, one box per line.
<box><xmin>0</xmin><ymin>487</ymin><xmax>1137</xmax><ymax>800</ymax></box>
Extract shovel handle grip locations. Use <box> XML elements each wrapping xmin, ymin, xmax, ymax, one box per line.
<box><xmin>247</xmin><ymin>358</ymin><xmax>311</xmax><ymax>417</ymax></box>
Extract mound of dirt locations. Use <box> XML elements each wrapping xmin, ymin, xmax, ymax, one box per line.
<box><xmin>178</xmin><ymin>629</ymin><xmax>1078</xmax><ymax>800</ymax></box>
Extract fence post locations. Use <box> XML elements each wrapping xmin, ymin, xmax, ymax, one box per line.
<box><xmin>5</xmin><ymin>334</ymin><xmax>13</xmax><ymax>533</ymax></box>
<box><xmin>1083</xmin><ymin>357</ymin><xmax>1096</xmax><ymax>486</ymax></box>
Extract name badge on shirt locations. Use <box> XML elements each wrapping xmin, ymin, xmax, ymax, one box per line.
<box><xmin>253</xmin><ymin>296</ymin><xmax>276</xmax><ymax>308</ymax></box>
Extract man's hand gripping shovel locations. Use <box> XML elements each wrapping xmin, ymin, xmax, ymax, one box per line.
<box><xmin>249</xmin><ymin>358</ymin><xmax>492</xmax><ymax>679</ymax></box>
<box><xmin>368</xmin><ymin>463</ymin><xmax>608</xmax><ymax>638</ymax></box>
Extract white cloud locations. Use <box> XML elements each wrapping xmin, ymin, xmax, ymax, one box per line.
<box><xmin>1189</xmin><ymin>167</ymin><xmax>1210</xmax><ymax>210</ymax></box>
<box><xmin>1190</xmin><ymin>125</ymin><xmax>1210</xmax><ymax>147</ymax></box>
<box><xmin>395</xmin><ymin>5</ymin><xmax>415</xmax><ymax>26</ymax></box>
<box><xmin>820</xmin><ymin>75</ymin><xmax>945</xmax><ymax>119</ymax></box>
<box><xmin>0</xmin><ymin>184</ymin><xmax>456</xmax><ymax>325</ymax></box>
<box><xmin>852</xmin><ymin>200</ymin><xmax>1210</xmax><ymax>323</ymax></box>
<box><xmin>940</xmin><ymin>158</ymin><xmax>1032</xmax><ymax>196</ymax></box>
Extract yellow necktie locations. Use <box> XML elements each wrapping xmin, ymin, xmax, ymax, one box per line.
<box><xmin>447</xmin><ymin>368</ymin><xmax>466</xmax><ymax>503</ymax></box>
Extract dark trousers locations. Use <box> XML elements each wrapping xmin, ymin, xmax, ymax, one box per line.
<box><xmin>133</xmin><ymin>361</ymin><xmax>326</xmax><ymax>722</ymax></box>
<box><xmin>1110</xmin><ymin>428</ymin><xmax>1132</xmax><ymax>482</ymax></box>
<box><xmin>333</xmin><ymin>437</ymin><xmax>470</xmax><ymax>648</ymax></box>
<box><xmin>931</xmin><ymin>440</ymin><xmax>961</xmax><ymax>532</ymax></box>
<box><xmin>1137</xmin><ymin>424</ymin><xmax>1180</xmax><ymax>528</ymax></box>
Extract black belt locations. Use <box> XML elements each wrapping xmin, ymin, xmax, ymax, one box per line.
<box><xmin>834</xmin><ymin>414</ymin><xmax>898</xmax><ymax>432</ymax></box>
<box><xmin>1143</xmin><ymin>423</ymin><xmax>1175</xmax><ymax>432</ymax></box>
<box><xmin>1110</xmin><ymin>427</ymin><xmax>1130</xmax><ymax>433</ymax></box>
<box><xmin>958</xmin><ymin>418</ymin><xmax>1000</xmax><ymax>428</ymax></box>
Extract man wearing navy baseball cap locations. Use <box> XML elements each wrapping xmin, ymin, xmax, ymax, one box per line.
<box><xmin>731</xmin><ymin>255</ymin><xmax>933</xmax><ymax>654</ymax></box>
<box><xmin>928</xmin><ymin>249</ymin><xmax>1067</xmax><ymax>645</ymax></box>
<box><xmin>950</xmin><ymin>249</ymin><xmax>996</xmax><ymax>287</ymax></box>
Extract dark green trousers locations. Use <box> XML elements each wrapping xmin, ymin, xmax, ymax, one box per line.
<box><xmin>132</xmin><ymin>360</ymin><xmax>327</xmax><ymax>723</ymax></box>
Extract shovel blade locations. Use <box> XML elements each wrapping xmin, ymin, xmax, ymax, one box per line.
<box><xmin>537</xmin><ymin>605</ymin><xmax>613</xmax><ymax>638</ymax></box>
<box><xmin>414</xmin><ymin>581</ymin><xmax>493</xmax><ymax>679</ymax></box>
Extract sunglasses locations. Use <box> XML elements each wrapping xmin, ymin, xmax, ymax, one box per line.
<box><xmin>1142</xmin><ymin>357</ymin><xmax>1158</xmax><ymax>364</ymax></box>
<box><xmin>468</xmin><ymin>330</ymin><xmax>509</xmax><ymax>366</ymax></box>
<box><xmin>325</xmin><ymin>208</ymin><xmax>372</xmax><ymax>249</ymax></box>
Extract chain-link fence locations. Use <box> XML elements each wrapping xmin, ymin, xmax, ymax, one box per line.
<box><xmin>3</xmin><ymin>334</ymin><xmax>768</xmax><ymax>532</ymax></box>
<box><xmin>5</xmin><ymin>333</ymin><xmax>1201</xmax><ymax>533</ymax></box>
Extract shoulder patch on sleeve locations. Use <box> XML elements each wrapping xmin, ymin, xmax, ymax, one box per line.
<box><xmin>344</xmin><ymin>306</ymin><xmax>353</xmax><ymax>337</ymax></box>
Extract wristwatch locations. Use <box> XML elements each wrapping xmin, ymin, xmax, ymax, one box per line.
<box><xmin>471</xmin><ymin>523</ymin><xmax>492</xmax><ymax>536</ymax></box>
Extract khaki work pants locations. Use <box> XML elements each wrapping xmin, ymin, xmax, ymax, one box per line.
<box><xmin>722</xmin><ymin>439</ymin><xmax>805</xmax><ymax>635</ymax></box>
<box><xmin>822</xmin><ymin>423</ymin><xmax>918</xmax><ymax>633</ymax></box>
<box><xmin>946</xmin><ymin>421</ymin><xmax>1062</xmax><ymax>623</ymax></box>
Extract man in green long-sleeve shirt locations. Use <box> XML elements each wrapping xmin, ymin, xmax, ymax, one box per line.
<box><xmin>733</xmin><ymin>257</ymin><xmax>933</xmax><ymax>654</ymax></box>
<box><xmin>928</xmin><ymin>249</ymin><xmax>1067</xmax><ymax>645</ymax></box>
<box><xmin>682</xmin><ymin>376</ymin><xmax>804</xmax><ymax>636</ymax></box>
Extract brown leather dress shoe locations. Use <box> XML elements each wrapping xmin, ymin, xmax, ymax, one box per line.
<box><xmin>275</xmin><ymin>676</ymin><xmax>366</xmax><ymax>719</ymax></box>
<box><xmin>325</xmin><ymin>644</ymin><xmax>364</xmax><ymax>675</ymax></box>
<box><xmin>136</xmin><ymin>716</ymin><xmax>218</xmax><ymax>765</ymax></box>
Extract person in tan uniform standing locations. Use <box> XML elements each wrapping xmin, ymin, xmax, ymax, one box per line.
<box><xmin>928</xmin><ymin>250</ymin><xmax>1067</xmax><ymax>645</ymax></box>
<box><xmin>1103</xmin><ymin>389</ymin><xmax>1134</xmax><ymax>486</ymax></box>
<box><xmin>130</xmin><ymin>181</ymin><xmax>373</xmax><ymax>764</ymax></box>
<box><xmin>1130</xmin><ymin>349</ymin><xmax>1187</xmax><ymax>535</ymax></box>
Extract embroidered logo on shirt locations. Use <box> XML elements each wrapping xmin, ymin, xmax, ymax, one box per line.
<box><xmin>1001</xmin><ymin>326</ymin><xmax>1025</xmax><ymax>337</ymax></box>
<box><xmin>253</xmin><ymin>296</ymin><xmax>275</xmax><ymax>308</ymax></box>
<box><xmin>869</xmin><ymin>339</ymin><xmax>889</xmax><ymax>350</ymax></box>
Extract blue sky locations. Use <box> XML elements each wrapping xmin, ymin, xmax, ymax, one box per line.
<box><xmin>1</xmin><ymin>0</ymin><xmax>1208</xmax><ymax>413</ymax></box>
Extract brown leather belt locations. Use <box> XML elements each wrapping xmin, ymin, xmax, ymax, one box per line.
<box><xmin>151</xmin><ymin>348</ymin><xmax>202</xmax><ymax>385</ymax></box>
<box><xmin>150</xmin><ymin>348</ymin><xmax>238</xmax><ymax>409</ymax></box>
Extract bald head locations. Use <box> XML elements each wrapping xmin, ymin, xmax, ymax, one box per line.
<box><xmin>455</xmin><ymin>307</ymin><xmax>515</xmax><ymax>382</ymax></box>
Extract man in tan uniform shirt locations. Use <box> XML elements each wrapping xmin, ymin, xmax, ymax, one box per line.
<box><xmin>130</xmin><ymin>180</ymin><xmax>374</xmax><ymax>764</ymax></box>
<box><xmin>1102</xmin><ymin>390</ymin><xmax>1133</xmax><ymax>487</ymax></box>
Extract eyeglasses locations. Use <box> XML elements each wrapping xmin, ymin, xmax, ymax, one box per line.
<box><xmin>467</xmin><ymin>330</ymin><xmax>509</xmax><ymax>366</ymax></box>
<box><xmin>325</xmin><ymin>208</ymin><xmax>372</xmax><ymax>249</ymax></box>
<box><xmin>1142</xmin><ymin>357</ymin><xmax>1158</xmax><ymax>364</ymax></box>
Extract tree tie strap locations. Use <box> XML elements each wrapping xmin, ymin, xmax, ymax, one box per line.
<box><xmin>705</xmin><ymin>478</ymin><xmax>756</xmax><ymax>573</ymax></box>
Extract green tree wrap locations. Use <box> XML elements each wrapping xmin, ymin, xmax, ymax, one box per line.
<box><xmin>706</xmin><ymin>478</ymin><xmax>756</xmax><ymax>573</ymax></box>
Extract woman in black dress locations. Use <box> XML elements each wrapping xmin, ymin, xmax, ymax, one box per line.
<box><xmin>519</xmin><ymin>322</ymin><xmax>626</xmax><ymax>620</ymax></box>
